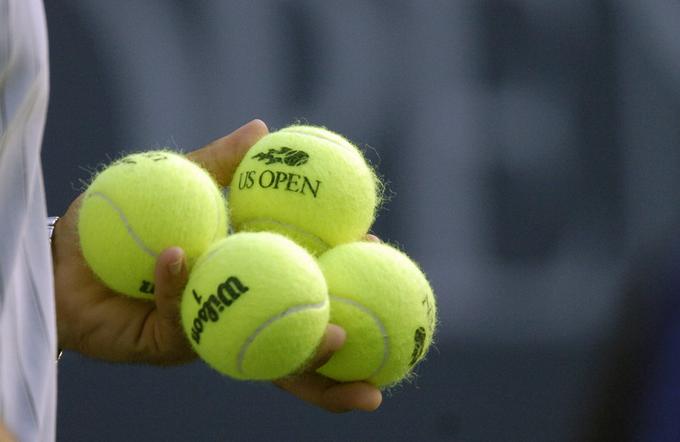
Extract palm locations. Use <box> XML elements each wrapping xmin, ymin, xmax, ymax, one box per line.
<box><xmin>53</xmin><ymin>193</ymin><xmax>193</xmax><ymax>364</ymax></box>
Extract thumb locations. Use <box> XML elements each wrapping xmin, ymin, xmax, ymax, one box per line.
<box><xmin>153</xmin><ymin>246</ymin><xmax>189</xmax><ymax>328</ymax></box>
<box><xmin>187</xmin><ymin>119</ymin><xmax>269</xmax><ymax>186</ymax></box>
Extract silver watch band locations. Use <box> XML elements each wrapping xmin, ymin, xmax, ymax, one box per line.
<box><xmin>47</xmin><ymin>216</ymin><xmax>59</xmax><ymax>244</ymax></box>
<box><xmin>48</xmin><ymin>216</ymin><xmax>63</xmax><ymax>362</ymax></box>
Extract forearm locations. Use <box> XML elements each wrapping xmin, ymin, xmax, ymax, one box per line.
<box><xmin>0</xmin><ymin>420</ymin><xmax>17</xmax><ymax>442</ymax></box>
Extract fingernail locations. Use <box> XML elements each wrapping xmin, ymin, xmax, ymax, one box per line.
<box><xmin>239</xmin><ymin>119</ymin><xmax>267</xmax><ymax>133</ymax></box>
<box><xmin>248</xmin><ymin>118</ymin><xmax>267</xmax><ymax>130</ymax></box>
<box><xmin>365</xmin><ymin>233</ymin><xmax>381</xmax><ymax>243</ymax></box>
<box><xmin>360</xmin><ymin>389</ymin><xmax>383</xmax><ymax>412</ymax></box>
<box><xmin>167</xmin><ymin>248</ymin><xmax>184</xmax><ymax>276</ymax></box>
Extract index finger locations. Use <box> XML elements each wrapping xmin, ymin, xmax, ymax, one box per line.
<box><xmin>187</xmin><ymin>119</ymin><xmax>269</xmax><ymax>186</ymax></box>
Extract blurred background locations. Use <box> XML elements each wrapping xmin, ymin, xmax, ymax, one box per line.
<box><xmin>42</xmin><ymin>1</ymin><xmax>680</xmax><ymax>441</ymax></box>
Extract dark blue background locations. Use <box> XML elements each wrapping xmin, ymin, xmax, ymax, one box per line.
<box><xmin>42</xmin><ymin>1</ymin><xmax>680</xmax><ymax>440</ymax></box>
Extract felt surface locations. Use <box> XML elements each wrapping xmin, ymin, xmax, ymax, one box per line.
<box><xmin>317</xmin><ymin>242</ymin><xmax>437</xmax><ymax>388</ymax></box>
<box><xmin>181</xmin><ymin>232</ymin><xmax>329</xmax><ymax>380</ymax></box>
<box><xmin>78</xmin><ymin>150</ymin><xmax>227</xmax><ymax>299</ymax></box>
<box><xmin>229</xmin><ymin>125</ymin><xmax>379</xmax><ymax>255</ymax></box>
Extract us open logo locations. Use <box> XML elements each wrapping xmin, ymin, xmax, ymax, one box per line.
<box><xmin>237</xmin><ymin>146</ymin><xmax>322</xmax><ymax>198</ymax></box>
<box><xmin>252</xmin><ymin>147</ymin><xmax>309</xmax><ymax>166</ymax></box>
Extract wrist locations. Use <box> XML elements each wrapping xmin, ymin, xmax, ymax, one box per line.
<box><xmin>48</xmin><ymin>216</ymin><xmax>64</xmax><ymax>362</ymax></box>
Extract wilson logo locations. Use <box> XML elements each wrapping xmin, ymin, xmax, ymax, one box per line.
<box><xmin>189</xmin><ymin>276</ymin><xmax>249</xmax><ymax>344</ymax></box>
<box><xmin>139</xmin><ymin>280</ymin><xmax>155</xmax><ymax>295</ymax></box>
<box><xmin>409</xmin><ymin>327</ymin><xmax>427</xmax><ymax>366</ymax></box>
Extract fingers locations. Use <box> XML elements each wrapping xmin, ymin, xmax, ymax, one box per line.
<box><xmin>272</xmin><ymin>325</ymin><xmax>345</xmax><ymax>409</ymax></box>
<box><xmin>306</xmin><ymin>324</ymin><xmax>346</xmax><ymax>371</ymax></box>
<box><xmin>322</xmin><ymin>382</ymin><xmax>383</xmax><ymax>412</ymax></box>
<box><xmin>274</xmin><ymin>372</ymin><xmax>338</xmax><ymax>409</ymax></box>
<box><xmin>153</xmin><ymin>247</ymin><xmax>188</xmax><ymax>328</ymax></box>
<box><xmin>272</xmin><ymin>324</ymin><xmax>345</xmax><ymax>403</ymax></box>
<box><xmin>188</xmin><ymin>119</ymin><xmax>269</xmax><ymax>186</ymax></box>
<box><xmin>275</xmin><ymin>375</ymin><xmax>383</xmax><ymax>413</ymax></box>
<box><xmin>148</xmin><ymin>246</ymin><xmax>197</xmax><ymax>364</ymax></box>
<box><xmin>274</xmin><ymin>324</ymin><xmax>382</xmax><ymax>413</ymax></box>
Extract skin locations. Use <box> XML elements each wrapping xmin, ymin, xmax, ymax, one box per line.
<box><xmin>52</xmin><ymin>119</ymin><xmax>382</xmax><ymax>413</ymax></box>
<box><xmin>0</xmin><ymin>422</ymin><xmax>16</xmax><ymax>442</ymax></box>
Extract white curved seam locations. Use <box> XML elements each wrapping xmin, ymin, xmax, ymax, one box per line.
<box><xmin>329</xmin><ymin>295</ymin><xmax>389</xmax><ymax>379</ymax></box>
<box><xmin>88</xmin><ymin>192</ymin><xmax>157</xmax><ymax>258</ymax></box>
<box><xmin>237</xmin><ymin>218</ymin><xmax>330</xmax><ymax>252</ymax></box>
<box><xmin>281</xmin><ymin>128</ymin><xmax>351</xmax><ymax>151</ymax></box>
<box><xmin>237</xmin><ymin>298</ymin><xmax>329</xmax><ymax>374</ymax></box>
<box><xmin>211</xmin><ymin>187</ymin><xmax>226</xmax><ymax>241</ymax></box>
<box><xmin>193</xmin><ymin>243</ymin><xmax>224</xmax><ymax>270</ymax></box>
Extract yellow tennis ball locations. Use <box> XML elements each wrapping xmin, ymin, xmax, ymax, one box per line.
<box><xmin>78</xmin><ymin>150</ymin><xmax>228</xmax><ymax>299</ymax></box>
<box><xmin>181</xmin><ymin>232</ymin><xmax>330</xmax><ymax>380</ymax></box>
<box><xmin>228</xmin><ymin>125</ymin><xmax>380</xmax><ymax>255</ymax></box>
<box><xmin>316</xmin><ymin>242</ymin><xmax>437</xmax><ymax>388</ymax></box>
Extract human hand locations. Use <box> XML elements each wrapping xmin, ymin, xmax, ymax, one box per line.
<box><xmin>54</xmin><ymin>119</ymin><xmax>382</xmax><ymax>411</ymax></box>
<box><xmin>190</xmin><ymin>123</ymin><xmax>382</xmax><ymax>411</ymax></box>
<box><xmin>272</xmin><ymin>233</ymin><xmax>383</xmax><ymax>413</ymax></box>
<box><xmin>275</xmin><ymin>324</ymin><xmax>382</xmax><ymax>412</ymax></box>
<box><xmin>53</xmin><ymin>120</ymin><xmax>268</xmax><ymax>364</ymax></box>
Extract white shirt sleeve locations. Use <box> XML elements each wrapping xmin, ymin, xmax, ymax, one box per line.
<box><xmin>0</xmin><ymin>0</ymin><xmax>57</xmax><ymax>441</ymax></box>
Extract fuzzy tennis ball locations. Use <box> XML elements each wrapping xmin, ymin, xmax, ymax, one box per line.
<box><xmin>78</xmin><ymin>150</ymin><xmax>228</xmax><ymax>299</ymax></box>
<box><xmin>316</xmin><ymin>242</ymin><xmax>437</xmax><ymax>388</ymax></box>
<box><xmin>228</xmin><ymin>125</ymin><xmax>380</xmax><ymax>255</ymax></box>
<box><xmin>181</xmin><ymin>231</ymin><xmax>330</xmax><ymax>380</ymax></box>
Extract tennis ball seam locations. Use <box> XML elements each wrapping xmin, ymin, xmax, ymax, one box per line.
<box><xmin>236</xmin><ymin>218</ymin><xmax>330</xmax><ymax>252</ymax></box>
<box><xmin>87</xmin><ymin>191</ymin><xmax>158</xmax><ymax>258</ymax></box>
<box><xmin>237</xmin><ymin>297</ymin><xmax>329</xmax><ymax>375</ymax></box>
<box><xmin>210</xmin><ymin>188</ymin><xmax>223</xmax><ymax>241</ymax></box>
<box><xmin>279</xmin><ymin>128</ymin><xmax>351</xmax><ymax>152</ymax></box>
<box><xmin>329</xmin><ymin>294</ymin><xmax>389</xmax><ymax>379</ymax></box>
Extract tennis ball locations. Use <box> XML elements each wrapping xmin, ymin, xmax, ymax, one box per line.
<box><xmin>228</xmin><ymin>125</ymin><xmax>380</xmax><ymax>255</ymax></box>
<box><xmin>316</xmin><ymin>242</ymin><xmax>437</xmax><ymax>388</ymax></box>
<box><xmin>181</xmin><ymin>232</ymin><xmax>330</xmax><ymax>380</ymax></box>
<box><xmin>78</xmin><ymin>150</ymin><xmax>228</xmax><ymax>299</ymax></box>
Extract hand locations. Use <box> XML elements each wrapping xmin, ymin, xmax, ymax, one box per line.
<box><xmin>54</xmin><ymin>119</ymin><xmax>382</xmax><ymax>411</ymax></box>
<box><xmin>53</xmin><ymin>120</ymin><xmax>268</xmax><ymax>364</ymax></box>
<box><xmin>275</xmin><ymin>324</ymin><xmax>382</xmax><ymax>412</ymax></box>
<box><xmin>192</xmin><ymin>126</ymin><xmax>383</xmax><ymax>411</ymax></box>
<box><xmin>272</xmin><ymin>233</ymin><xmax>383</xmax><ymax>413</ymax></box>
